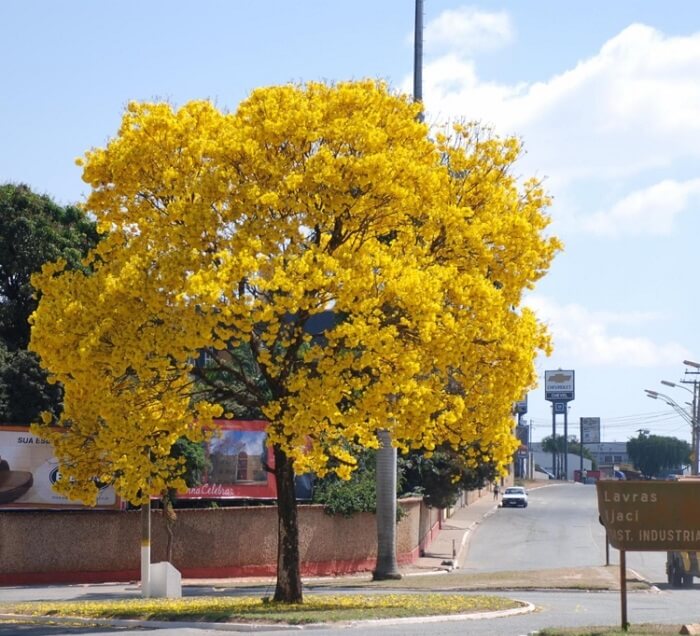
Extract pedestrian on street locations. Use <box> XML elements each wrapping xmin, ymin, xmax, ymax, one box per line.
<box><xmin>493</xmin><ymin>483</ymin><xmax>500</xmax><ymax>500</ymax></box>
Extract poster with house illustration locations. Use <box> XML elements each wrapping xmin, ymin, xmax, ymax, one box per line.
<box><xmin>182</xmin><ymin>420</ymin><xmax>276</xmax><ymax>499</ymax></box>
<box><xmin>209</xmin><ymin>427</ymin><xmax>267</xmax><ymax>484</ymax></box>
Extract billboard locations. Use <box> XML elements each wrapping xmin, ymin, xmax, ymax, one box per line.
<box><xmin>581</xmin><ymin>417</ymin><xmax>601</xmax><ymax>444</ymax></box>
<box><xmin>513</xmin><ymin>395</ymin><xmax>528</xmax><ymax>415</ymax></box>
<box><xmin>180</xmin><ymin>420</ymin><xmax>277</xmax><ymax>499</ymax></box>
<box><xmin>1</xmin><ymin>421</ymin><xmax>278</xmax><ymax>507</ymax></box>
<box><xmin>515</xmin><ymin>424</ymin><xmax>529</xmax><ymax>448</ymax></box>
<box><xmin>0</xmin><ymin>426</ymin><xmax>118</xmax><ymax>509</ymax></box>
<box><xmin>545</xmin><ymin>369</ymin><xmax>575</xmax><ymax>402</ymax></box>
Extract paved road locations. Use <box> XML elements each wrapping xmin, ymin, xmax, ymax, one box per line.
<box><xmin>4</xmin><ymin>587</ymin><xmax>700</xmax><ymax>636</ymax></box>
<box><xmin>463</xmin><ymin>481</ymin><xmax>671</xmax><ymax>585</ymax></box>
<box><xmin>461</xmin><ymin>482</ymin><xmax>607</xmax><ymax>571</ymax></box>
<box><xmin>3</xmin><ymin>483</ymin><xmax>698</xmax><ymax>634</ymax></box>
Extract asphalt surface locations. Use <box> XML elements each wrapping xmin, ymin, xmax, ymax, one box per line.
<box><xmin>3</xmin><ymin>481</ymin><xmax>697</xmax><ymax>635</ymax></box>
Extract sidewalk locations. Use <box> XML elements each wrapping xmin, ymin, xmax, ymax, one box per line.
<box><xmin>178</xmin><ymin>487</ymin><xmax>509</xmax><ymax>587</ymax></box>
<box><xmin>404</xmin><ymin>491</ymin><xmax>499</xmax><ymax>575</ymax></box>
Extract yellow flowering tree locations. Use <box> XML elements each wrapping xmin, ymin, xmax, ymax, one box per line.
<box><xmin>30</xmin><ymin>80</ymin><xmax>560</xmax><ymax>603</ymax></box>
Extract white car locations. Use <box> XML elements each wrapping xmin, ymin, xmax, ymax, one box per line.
<box><xmin>501</xmin><ymin>486</ymin><xmax>528</xmax><ymax>508</ymax></box>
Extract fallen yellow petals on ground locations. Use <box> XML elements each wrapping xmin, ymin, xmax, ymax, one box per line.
<box><xmin>1</xmin><ymin>593</ymin><xmax>522</xmax><ymax>624</ymax></box>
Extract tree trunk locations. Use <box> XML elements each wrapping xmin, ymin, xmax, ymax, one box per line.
<box><xmin>163</xmin><ymin>494</ymin><xmax>176</xmax><ymax>563</ymax></box>
<box><xmin>165</xmin><ymin>521</ymin><xmax>174</xmax><ymax>563</ymax></box>
<box><xmin>273</xmin><ymin>444</ymin><xmax>303</xmax><ymax>603</ymax></box>
<box><xmin>373</xmin><ymin>429</ymin><xmax>402</xmax><ymax>580</ymax></box>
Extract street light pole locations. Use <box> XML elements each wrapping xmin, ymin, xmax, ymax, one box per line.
<box><xmin>661</xmin><ymin>378</ymin><xmax>697</xmax><ymax>475</ymax></box>
<box><xmin>645</xmin><ymin>390</ymin><xmax>693</xmax><ymax>424</ymax></box>
<box><xmin>645</xmin><ymin>388</ymin><xmax>696</xmax><ymax>475</ymax></box>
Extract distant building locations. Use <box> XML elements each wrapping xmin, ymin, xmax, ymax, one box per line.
<box><xmin>585</xmin><ymin>442</ymin><xmax>629</xmax><ymax>470</ymax></box>
<box><xmin>529</xmin><ymin>447</ymin><xmax>592</xmax><ymax>481</ymax></box>
<box><xmin>531</xmin><ymin>441</ymin><xmax>629</xmax><ymax>468</ymax></box>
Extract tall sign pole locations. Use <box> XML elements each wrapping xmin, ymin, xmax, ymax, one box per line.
<box><xmin>551</xmin><ymin>405</ymin><xmax>556</xmax><ymax>477</ymax></box>
<box><xmin>514</xmin><ymin>395</ymin><xmax>529</xmax><ymax>478</ymax></box>
<box><xmin>545</xmin><ymin>370</ymin><xmax>575</xmax><ymax>479</ymax></box>
<box><xmin>579</xmin><ymin>417</ymin><xmax>584</xmax><ymax>477</ymax></box>
<box><xmin>564</xmin><ymin>405</ymin><xmax>569</xmax><ymax>479</ymax></box>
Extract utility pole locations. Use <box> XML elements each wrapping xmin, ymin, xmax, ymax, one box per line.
<box><xmin>414</xmin><ymin>0</ymin><xmax>424</xmax><ymax>119</ymax></box>
<box><xmin>373</xmin><ymin>0</ymin><xmax>425</xmax><ymax>582</ymax></box>
<box><xmin>681</xmin><ymin>360</ymin><xmax>700</xmax><ymax>475</ymax></box>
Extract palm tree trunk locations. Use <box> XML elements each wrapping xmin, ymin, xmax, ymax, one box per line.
<box><xmin>373</xmin><ymin>428</ymin><xmax>402</xmax><ymax>580</ymax></box>
<box><xmin>273</xmin><ymin>444</ymin><xmax>303</xmax><ymax>602</ymax></box>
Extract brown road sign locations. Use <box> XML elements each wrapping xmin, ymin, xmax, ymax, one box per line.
<box><xmin>597</xmin><ymin>480</ymin><xmax>700</xmax><ymax>551</ymax></box>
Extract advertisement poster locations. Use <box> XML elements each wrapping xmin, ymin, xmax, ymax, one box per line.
<box><xmin>0</xmin><ymin>426</ymin><xmax>118</xmax><ymax>509</ymax></box>
<box><xmin>181</xmin><ymin>420</ymin><xmax>277</xmax><ymax>499</ymax></box>
<box><xmin>581</xmin><ymin>417</ymin><xmax>601</xmax><ymax>444</ymax></box>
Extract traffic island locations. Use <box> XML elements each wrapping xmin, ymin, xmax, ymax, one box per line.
<box><xmin>0</xmin><ymin>593</ymin><xmax>531</xmax><ymax>628</ymax></box>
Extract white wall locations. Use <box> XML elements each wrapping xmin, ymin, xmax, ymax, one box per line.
<box><xmin>532</xmin><ymin>450</ymin><xmax>592</xmax><ymax>481</ymax></box>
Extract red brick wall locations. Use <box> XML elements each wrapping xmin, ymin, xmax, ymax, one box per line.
<box><xmin>0</xmin><ymin>498</ymin><xmax>441</xmax><ymax>585</ymax></box>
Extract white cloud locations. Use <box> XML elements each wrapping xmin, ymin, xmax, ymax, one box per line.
<box><xmin>424</xmin><ymin>7</ymin><xmax>513</xmax><ymax>56</ymax></box>
<box><xmin>415</xmin><ymin>22</ymin><xmax>700</xmax><ymax>187</ymax></box>
<box><xmin>526</xmin><ymin>296</ymin><xmax>689</xmax><ymax>367</ymax></box>
<box><xmin>582</xmin><ymin>178</ymin><xmax>700</xmax><ymax>236</ymax></box>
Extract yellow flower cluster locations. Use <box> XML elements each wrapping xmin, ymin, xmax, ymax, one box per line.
<box><xmin>30</xmin><ymin>80</ymin><xmax>560</xmax><ymax>504</ymax></box>
<box><xmin>4</xmin><ymin>592</ymin><xmax>518</xmax><ymax>622</ymax></box>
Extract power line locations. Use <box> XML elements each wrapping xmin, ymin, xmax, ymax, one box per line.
<box><xmin>527</xmin><ymin>410</ymin><xmax>692</xmax><ymax>442</ymax></box>
<box><xmin>528</xmin><ymin>410</ymin><xmax>683</xmax><ymax>428</ymax></box>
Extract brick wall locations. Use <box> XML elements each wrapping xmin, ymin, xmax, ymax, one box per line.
<box><xmin>0</xmin><ymin>498</ymin><xmax>440</xmax><ymax>585</ymax></box>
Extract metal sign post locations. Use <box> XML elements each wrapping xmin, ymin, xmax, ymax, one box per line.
<box><xmin>620</xmin><ymin>549</ymin><xmax>628</xmax><ymax>631</ymax></box>
<box><xmin>551</xmin><ymin>406</ymin><xmax>556</xmax><ymax>477</ymax></box>
<box><xmin>579</xmin><ymin>418</ymin><xmax>584</xmax><ymax>478</ymax></box>
<box><xmin>545</xmin><ymin>370</ymin><xmax>575</xmax><ymax>478</ymax></box>
<box><xmin>563</xmin><ymin>406</ymin><xmax>569</xmax><ymax>480</ymax></box>
<box><xmin>597</xmin><ymin>480</ymin><xmax>700</xmax><ymax>630</ymax></box>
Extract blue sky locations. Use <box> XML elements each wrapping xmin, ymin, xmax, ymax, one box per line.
<box><xmin>3</xmin><ymin>1</ymin><xmax>700</xmax><ymax>444</ymax></box>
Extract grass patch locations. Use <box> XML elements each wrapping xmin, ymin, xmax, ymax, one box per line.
<box><xmin>0</xmin><ymin>593</ymin><xmax>521</xmax><ymax>625</ymax></box>
<box><xmin>538</xmin><ymin>625</ymin><xmax>683</xmax><ymax>636</ymax></box>
<box><xmin>305</xmin><ymin>566</ymin><xmax>651</xmax><ymax>592</ymax></box>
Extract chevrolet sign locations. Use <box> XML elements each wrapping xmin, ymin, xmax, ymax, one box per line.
<box><xmin>545</xmin><ymin>369</ymin><xmax>575</xmax><ymax>402</ymax></box>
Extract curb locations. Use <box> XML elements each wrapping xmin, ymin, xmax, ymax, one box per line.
<box><xmin>0</xmin><ymin>613</ymin><xmax>302</xmax><ymax>632</ymax></box>
<box><xmin>344</xmin><ymin>601</ymin><xmax>536</xmax><ymax>627</ymax></box>
<box><xmin>627</xmin><ymin>567</ymin><xmax>661</xmax><ymax>593</ymax></box>
<box><xmin>451</xmin><ymin>503</ymin><xmax>499</xmax><ymax>569</ymax></box>
<box><xmin>0</xmin><ymin>601</ymin><xmax>537</xmax><ymax>631</ymax></box>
